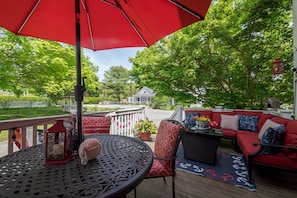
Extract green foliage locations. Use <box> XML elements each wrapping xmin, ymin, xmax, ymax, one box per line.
<box><xmin>83</xmin><ymin>97</ymin><xmax>102</xmax><ymax>104</ymax></box>
<box><xmin>103</xmin><ymin>66</ymin><xmax>130</xmax><ymax>102</ymax></box>
<box><xmin>0</xmin><ymin>29</ymin><xmax>100</xmax><ymax>101</ymax></box>
<box><xmin>151</xmin><ymin>95</ymin><xmax>171</xmax><ymax>109</ymax></box>
<box><xmin>130</xmin><ymin>0</ymin><xmax>293</xmax><ymax>110</ymax></box>
<box><xmin>0</xmin><ymin>95</ymin><xmax>50</xmax><ymax>109</ymax></box>
<box><xmin>0</xmin><ymin>131</ymin><xmax>8</xmax><ymax>142</ymax></box>
<box><xmin>134</xmin><ymin>120</ymin><xmax>157</xmax><ymax>134</ymax></box>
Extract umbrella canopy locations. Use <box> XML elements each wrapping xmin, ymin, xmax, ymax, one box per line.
<box><xmin>0</xmin><ymin>0</ymin><xmax>212</xmax><ymax>145</ymax></box>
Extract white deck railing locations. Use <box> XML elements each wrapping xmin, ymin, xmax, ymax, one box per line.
<box><xmin>0</xmin><ymin>107</ymin><xmax>146</xmax><ymax>156</ymax></box>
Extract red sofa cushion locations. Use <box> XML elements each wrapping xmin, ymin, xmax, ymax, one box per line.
<box><xmin>237</xmin><ymin>131</ymin><xmax>260</xmax><ymax>158</ymax></box>
<box><xmin>185</xmin><ymin>109</ymin><xmax>213</xmax><ymax>119</ymax></box>
<box><xmin>252</xmin><ymin>152</ymin><xmax>297</xmax><ymax>169</ymax></box>
<box><xmin>222</xmin><ymin>129</ymin><xmax>237</xmax><ymax>138</ymax></box>
<box><xmin>233</xmin><ymin>110</ymin><xmax>262</xmax><ymax>117</ymax></box>
<box><xmin>282</xmin><ymin>120</ymin><xmax>297</xmax><ymax>160</ymax></box>
<box><xmin>270</xmin><ymin>116</ymin><xmax>289</xmax><ymax>125</ymax></box>
<box><xmin>257</xmin><ymin>113</ymin><xmax>272</xmax><ymax>132</ymax></box>
<box><xmin>253</xmin><ymin>152</ymin><xmax>297</xmax><ymax>169</ymax></box>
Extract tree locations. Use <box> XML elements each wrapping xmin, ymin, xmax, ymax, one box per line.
<box><xmin>130</xmin><ymin>0</ymin><xmax>293</xmax><ymax>109</ymax></box>
<box><xmin>103</xmin><ymin>66</ymin><xmax>130</xmax><ymax>102</ymax></box>
<box><xmin>0</xmin><ymin>28</ymin><xmax>100</xmax><ymax>102</ymax></box>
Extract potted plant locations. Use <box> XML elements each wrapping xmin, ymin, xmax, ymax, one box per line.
<box><xmin>134</xmin><ymin>120</ymin><xmax>157</xmax><ymax>141</ymax></box>
<box><xmin>196</xmin><ymin>116</ymin><xmax>211</xmax><ymax>130</ymax></box>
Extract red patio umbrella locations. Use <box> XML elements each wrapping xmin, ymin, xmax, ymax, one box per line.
<box><xmin>0</xmin><ymin>0</ymin><xmax>212</xmax><ymax>146</ymax></box>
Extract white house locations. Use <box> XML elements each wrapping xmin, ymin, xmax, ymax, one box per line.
<box><xmin>128</xmin><ymin>86</ymin><xmax>155</xmax><ymax>105</ymax></box>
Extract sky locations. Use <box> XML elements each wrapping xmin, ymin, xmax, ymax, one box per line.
<box><xmin>84</xmin><ymin>47</ymin><xmax>144</xmax><ymax>81</ymax></box>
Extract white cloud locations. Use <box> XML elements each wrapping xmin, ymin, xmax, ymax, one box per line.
<box><xmin>84</xmin><ymin>47</ymin><xmax>144</xmax><ymax>81</ymax></box>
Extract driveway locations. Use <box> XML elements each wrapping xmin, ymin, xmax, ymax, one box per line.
<box><xmin>93</xmin><ymin>104</ymin><xmax>175</xmax><ymax>127</ymax></box>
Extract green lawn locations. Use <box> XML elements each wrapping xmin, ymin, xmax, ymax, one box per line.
<box><xmin>0</xmin><ymin>106</ymin><xmax>66</xmax><ymax>120</ymax></box>
<box><xmin>0</xmin><ymin>131</ymin><xmax>8</xmax><ymax>142</ymax></box>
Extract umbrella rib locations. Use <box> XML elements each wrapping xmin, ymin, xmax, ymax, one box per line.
<box><xmin>101</xmin><ymin>0</ymin><xmax>117</xmax><ymax>7</ymax></box>
<box><xmin>169</xmin><ymin>0</ymin><xmax>204</xmax><ymax>20</ymax></box>
<box><xmin>102</xmin><ymin>0</ymin><xmax>149</xmax><ymax>46</ymax></box>
<box><xmin>81</xmin><ymin>0</ymin><xmax>95</xmax><ymax>50</ymax></box>
<box><xmin>114</xmin><ymin>1</ymin><xmax>149</xmax><ymax>47</ymax></box>
<box><xmin>17</xmin><ymin>0</ymin><xmax>42</xmax><ymax>33</ymax></box>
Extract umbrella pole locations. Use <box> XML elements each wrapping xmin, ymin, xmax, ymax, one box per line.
<box><xmin>75</xmin><ymin>0</ymin><xmax>84</xmax><ymax>147</ymax></box>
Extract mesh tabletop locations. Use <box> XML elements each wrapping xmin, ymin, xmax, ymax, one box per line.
<box><xmin>0</xmin><ymin>134</ymin><xmax>153</xmax><ymax>198</ymax></box>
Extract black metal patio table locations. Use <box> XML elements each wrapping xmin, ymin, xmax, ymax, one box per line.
<box><xmin>0</xmin><ymin>134</ymin><xmax>153</xmax><ymax>198</ymax></box>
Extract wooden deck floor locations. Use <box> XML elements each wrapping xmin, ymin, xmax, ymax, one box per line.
<box><xmin>127</xmin><ymin>139</ymin><xmax>297</xmax><ymax>198</ymax></box>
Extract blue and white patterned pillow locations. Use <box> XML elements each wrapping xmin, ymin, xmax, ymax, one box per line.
<box><xmin>260</xmin><ymin>125</ymin><xmax>286</xmax><ymax>154</ymax></box>
<box><xmin>184</xmin><ymin>112</ymin><xmax>199</xmax><ymax>128</ymax></box>
<box><xmin>238</xmin><ymin>115</ymin><xmax>259</xmax><ymax>132</ymax></box>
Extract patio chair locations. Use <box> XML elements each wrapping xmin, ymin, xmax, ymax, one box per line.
<box><xmin>135</xmin><ymin>119</ymin><xmax>184</xmax><ymax>198</ymax></box>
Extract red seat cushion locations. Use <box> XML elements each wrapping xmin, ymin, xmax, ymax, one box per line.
<box><xmin>222</xmin><ymin>129</ymin><xmax>237</xmax><ymax>138</ymax></box>
<box><xmin>237</xmin><ymin>131</ymin><xmax>260</xmax><ymax>158</ymax></box>
<box><xmin>253</xmin><ymin>152</ymin><xmax>297</xmax><ymax>169</ymax></box>
<box><xmin>148</xmin><ymin>156</ymin><xmax>173</xmax><ymax>177</ymax></box>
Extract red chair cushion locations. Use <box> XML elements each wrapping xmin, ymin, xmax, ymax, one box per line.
<box><xmin>148</xmin><ymin>157</ymin><xmax>173</xmax><ymax>177</ymax></box>
<box><xmin>147</xmin><ymin>120</ymin><xmax>182</xmax><ymax>177</ymax></box>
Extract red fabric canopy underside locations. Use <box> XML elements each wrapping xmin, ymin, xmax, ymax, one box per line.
<box><xmin>0</xmin><ymin>0</ymin><xmax>211</xmax><ymax>50</ymax></box>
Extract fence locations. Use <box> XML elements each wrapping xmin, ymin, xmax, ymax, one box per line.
<box><xmin>0</xmin><ymin>107</ymin><xmax>146</xmax><ymax>156</ymax></box>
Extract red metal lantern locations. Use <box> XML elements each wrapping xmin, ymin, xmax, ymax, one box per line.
<box><xmin>45</xmin><ymin>120</ymin><xmax>73</xmax><ymax>165</ymax></box>
<box><xmin>271</xmin><ymin>58</ymin><xmax>284</xmax><ymax>75</ymax></box>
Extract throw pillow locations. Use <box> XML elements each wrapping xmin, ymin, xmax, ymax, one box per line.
<box><xmin>220</xmin><ymin>114</ymin><xmax>239</xmax><ymax>130</ymax></box>
<box><xmin>258</xmin><ymin>119</ymin><xmax>281</xmax><ymax>140</ymax></box>
<box><xmin>260</xmin><ymin>125</ymin><xmax>286</xmax><ymax>155</ymax></box>
<box><xmin>238</xmin><ymin>115</ymin><xmax>259</xmax><ymax>132</ymax></box>
<box><xmin>185</xmin><ymin>112</ymin><xmax>199</xmax><ymax>128</ymax></box>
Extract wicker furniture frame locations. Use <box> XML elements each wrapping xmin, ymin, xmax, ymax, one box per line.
<box><xmin>182</xmin><ymin>129</ymin><xmax>222</xmax><ymax>165</ymax></box>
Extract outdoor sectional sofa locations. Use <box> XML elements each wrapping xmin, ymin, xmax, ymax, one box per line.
<box><xmin>184</xmin><ymin>108</ymin><xmax>297</xmax><ymax>182</ymax></box>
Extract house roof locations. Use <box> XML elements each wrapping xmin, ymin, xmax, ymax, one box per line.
<box><xmin>133</xmin><ymin>86</ymin><xmax>155</xmax><ymax>97</ymax></box>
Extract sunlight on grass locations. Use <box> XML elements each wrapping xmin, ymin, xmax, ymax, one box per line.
<box><xmin>0</xmin><ymin>130</ymin><xmax>8</xmax><ymax>142</ymax></box>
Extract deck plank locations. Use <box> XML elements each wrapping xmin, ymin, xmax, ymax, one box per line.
<box><xmin>128</xmin><ymin>139</ymin><xmax>297</xmax><ymax>198</ymax></box>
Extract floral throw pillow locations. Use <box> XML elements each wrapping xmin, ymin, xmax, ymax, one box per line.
<box><xmin>238</xmin><ymin>115</ymin><xmax>259</xmax><ymax>132</ymax></box>
<box><xmin>260</xmin><ymin>125</ymin><xmax>286</xmax><ymax>155</ymax></box>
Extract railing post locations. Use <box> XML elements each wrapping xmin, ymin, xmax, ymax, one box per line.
<box><xmin>8</xmin><ymin>128</ymin><xmax>14</xmax><ymax>154</ymax></box>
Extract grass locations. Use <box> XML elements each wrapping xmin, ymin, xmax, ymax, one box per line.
<box><xmin>0</xmin><ymin>106</ymin><xmax>66</xmax><ymax>120</ymax></box>
<box><xmin>0</xmin><ymin>131</ymin><xmax>8</xmax><ymax>142</ymax></box>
